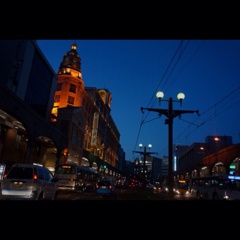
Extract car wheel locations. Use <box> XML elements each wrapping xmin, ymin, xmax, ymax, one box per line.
<box><xmin>196</xmin><ymin>191</ymin><xmax>202</xmax><ymax>200</ymax></box>
<box><xmin>212</xmin><ymin>193</ymin><xmax>218</xmax><ymax>200</ymax></box>
<box><xmin>52</xmin><ymin>191</ymin><xmax>58</xmax><ymax>200</ymax></box>
<box><xmin>38</xmin><ymin>192</ymin><xmax>44</xmax><ymax>200</ymax></box>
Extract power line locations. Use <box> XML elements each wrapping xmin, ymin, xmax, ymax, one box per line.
<box><xmin>171</xmin><ymin>84</ymin><xmax>240</xmax><ymax>148</ymax></box>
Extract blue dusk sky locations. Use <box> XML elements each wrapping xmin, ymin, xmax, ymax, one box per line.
<box><xmin>37</xmin><ymin>40</ymin><xmax>240</xmax><ymax>161</ymax></box>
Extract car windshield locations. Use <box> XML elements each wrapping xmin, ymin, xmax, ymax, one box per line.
<box><xmin>98</xmin><ymin>180</ymin><xmax>111</xmax><ymax>187</ymax></box>
<box><xmin>55</xmin><ymin>166</ymin><xmax>76</xmax><ymax>174</ymax></box>
<box><xmin>7</xmin><ymin>167</ymin><xmax>33</xmax><ymax>179</ymax></box>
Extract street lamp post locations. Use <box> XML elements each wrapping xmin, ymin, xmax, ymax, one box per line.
<box><xmin>141</xmin><ymin>91</ymin><xmax>199</xmax><ymax>199</ymax></box>
<box><xmin>133</xmin><ymin>143</ymin><xmax>157</xmax><ymax>188</ymax></box>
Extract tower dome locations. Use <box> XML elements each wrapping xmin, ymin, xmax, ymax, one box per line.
<box><xmin>59</xmin><ymin>43</ymin><xmax>81</xmax><ymax>72</ymax></box>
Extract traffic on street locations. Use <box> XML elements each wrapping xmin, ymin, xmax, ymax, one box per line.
<box><xmin>30</xmin><ymin>185</ymin><xmax>197</xmax><ymax>201</ymax></box>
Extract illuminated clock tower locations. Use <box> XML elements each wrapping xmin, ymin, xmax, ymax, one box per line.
<box><xmin>50</xmin><ymin>43</ymin><xmax>86</xmax><ymax>165</ymax></box>
<box><xmin>51</xmin><ymin>43</ymin><xmax>84</xmax><ymax>122</ymax></box>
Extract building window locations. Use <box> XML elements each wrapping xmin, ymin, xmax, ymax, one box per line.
<box><xmin>56</xmin><ymin>83</ymin><xmax>62</xmax><ymax>90</ymax></box>
<box><xmin>54</xmin><ymin>95</ymin><xmax>60</xmax><ymax>102</ymax></box>
<box><xmin>68</xmin><ymin>96</ymin><xmax>74</xmax><ymax>105</ymax></box>
<box><xmin>69</xmin><ymin>84</ymin><xmax>76</xmax><ymax>93</ymax></box>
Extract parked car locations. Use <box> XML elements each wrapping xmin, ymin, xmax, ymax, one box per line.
<box><xmin>95</xmin><ymin>179</ymin><xmax>117</xmax><ymax>197</ymax></box>
<box><xmin>1</xmin><ymin>163</ymin><xmax>59</xmax><ymax>200</ymax></box>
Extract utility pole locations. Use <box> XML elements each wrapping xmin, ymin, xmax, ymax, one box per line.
<box><xmin>141</xmin><ymin>92</ymin><xmax>199</xmax><ymax>199</ymax></box>
<box><xmin>133</xmin><ymin>144</ymin><xmax>157</xmax><ymax>188</ymax></box>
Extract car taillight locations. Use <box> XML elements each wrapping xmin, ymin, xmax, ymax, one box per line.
<box><xmin>33</xmin><ymin>167</ymin><xmax>38</xmax><ymax>181</ymax></box>
<box><xmin>3</xmin><ymin>173</ymin><xmax>7</xmax><ymax>179</ymax></box>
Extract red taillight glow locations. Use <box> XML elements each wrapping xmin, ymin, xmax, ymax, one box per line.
<box><xmin>3</xmin><ymin>173</ymin><xmax>7</xmax><ymax>179</ymax></box>
<box><xmin>33</xmin><ymin>168</ymin><xmax>38</xmax><ymax>180</ymax></box>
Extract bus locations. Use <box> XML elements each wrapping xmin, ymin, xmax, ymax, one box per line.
<box><xmin>173</xmin><ymin>179</ymin><xmax>190</xmax><ymax>196</ymax></box>
<box><xmin>54</xmin><ymin>164</ymin><xmax>100</xmax><ymax>192</ymax></box>
<box><xmin>190</xmin><ymin>174</ymin><xmax>240</xmax><ymax>200</ymax></box>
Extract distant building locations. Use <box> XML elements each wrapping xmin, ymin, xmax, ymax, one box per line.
<box><xmin>176</xmin><ymin>135</ymin><xmax>237</xmax><ymax>179</ymax></box>
<box><xmin>205</xmin><ymin>135</ymin><xmax>232</xmax><ymax>153</ymax></box>
<box><xmin>161</xmin><ymin>155</ymin><xmax>169</xmax><ymax>178</ymax></box>
<box><xmin>174</xmin><ymin>144</ymin><xmax>189</xmax><ymax>171</ymax></box>
<box><xmin>152</xmin><ymin>156</ymin><xmax>163</xmax><ymax>184</ymax></box>
<box><xmin>137</xmin><ymin>155</ymin><xmax>163</xmax><ymax>184</ymax></box>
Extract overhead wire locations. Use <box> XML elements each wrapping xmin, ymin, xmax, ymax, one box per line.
<box><xmin>172</xmin><ymin>84</ymin><xmax>240</xmax><ymax>147</ymax></box>
<box><xmin>132</xmin><ymin>40</ymin><xmax>187</xmax><ymax>158</ymax></box>
<box><xmin>132</xmin><ymin>40</ymin><xmax>231</xmax><ymax>158</ymax></box>
<box><xmin>161</xmin><ymin>40</ymin><xmax>190</xmax><ymax>92</ymax></box>
<box><xmin>139</xmin><ymin>40</ymin><xmax>194</xmax><ymax>157</ymax></box>
<box><xmin>164</xmin><ymin>40</ymin><xmax>205</xmax><ymax>92</ymax></box>
<box><xmin>144</xmin><ymin>40</ymin><xmax>240</xmax><ymax>156</ymax></box>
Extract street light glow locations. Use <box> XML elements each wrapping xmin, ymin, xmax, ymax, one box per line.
<box><xmin>177</xmin><ymin>92</ymin><xmax>185</xmax><ymax>101</ymax></box>
<box><xmin>156</xmin><ymin>91</ymin><xmax>164</xmax><ymax>99</ymax></box>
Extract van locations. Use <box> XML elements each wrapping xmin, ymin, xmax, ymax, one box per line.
<box><xmin>54</xmin><ymin>164</ymin><xmax>100</xmax><ymax>192</ymax></box>
<box><xmin>1</xmin><ymin>163</ymin><xmax>59</xmax><ymax>200</ymax></box>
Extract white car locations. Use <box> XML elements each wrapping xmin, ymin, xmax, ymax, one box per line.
<box><xmin>1</xmin><ymin>163</ymin><xmax>59</xmax><ymax>200</ymax></box>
